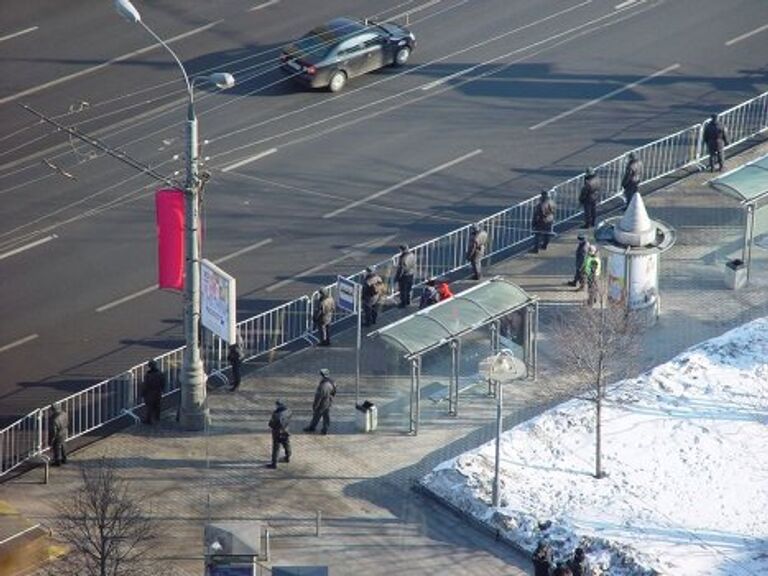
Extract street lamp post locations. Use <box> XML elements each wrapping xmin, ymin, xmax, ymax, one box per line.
<box><xmin>114</xmin><ymin>0</ymin><xmax>235</xmax><ymax>430</ymax></box>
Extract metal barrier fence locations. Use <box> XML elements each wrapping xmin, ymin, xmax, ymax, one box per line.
<box><xmin>2</xmin><ymin>91</ymin><xmax>767</xmax><ymax>479</ymax></box>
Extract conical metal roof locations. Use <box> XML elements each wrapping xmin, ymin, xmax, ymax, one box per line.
<box><xmin>614</xmin><ymin>193</ymin><xmax>656</xmax><ymax>246</ymax></box>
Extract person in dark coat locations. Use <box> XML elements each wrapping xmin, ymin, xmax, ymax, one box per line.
<box><xmin>304</xmin><ymin>369</ymin><xmax>337</xmax><ymax>435</ymax></box>
<box><xmin>394</xmin><ymin>244</ymin><xmax>417</xmax><ymax>307</ymax></box>
<box><xmin>568</xmin><ymin>547</ymin><xmax>589</xmax><ymax>576</ymax></box>
<box><xmin>267</xmin><ymin>400</ymin><xmax>292</xmax><ymax>469</ymax></box>
<box><xmin>553</xmin><ymin>564</ymin><xmax>573</xmax><ymax>576</ymax></box>
<box><xmin>313</xmin><ymin>288</ymin><xmax>336</xmax><ymax>346</ymax></box>
<box><xmin>227</xmin><ymin>343</ymin><xmax>242</xmax><ymax>391</ymax></box>
<box><xmin>142</xmin><ymin>359</ymin><xmax>166</xmax><ymax>424</ymax></box>
<box><xmin>466</xmin><ymin>224</ymin><xmax>489</xmax><ymax>280</ymax></box>
<box><xmin>419</xmin><ymin>279</ymin><xmax>440</xmax><ymax>309</ymax></box>
<box><xmin>362</xmin><ymin>266</ymin><xmax>385</xmax><ymax>327</ymax></box>
<box><xmin>703</xmin><ymin>113</ymin><xmax>729</xmax><ymax>172</ymax></box>
<box><xmin>531</xmin><ymin>189</ymin><xmax>556</xmax><ymax>253</ymax></box>
<box><xmin>48</xmin><ymin>403</ymin><xmax>68</xmax><ymax>466</ymax></box>
<box><xmin>621</xmin><ymin>152</ymin><xmax>642</xmax><ymax>209</ymax></box>
<box><xmin>567</xmin><ymin>235</ymin><xmax>589</xmax><ymax>289</ymax></box>
<box><xmin>579</xmin><ymin>167</ymin><xmax>600</xmax><ymax>229</ymax></box>
<box><xmin>532</xmin><ymin>540</ymin><xmax>553</xmax><ymax>576</ymax></box>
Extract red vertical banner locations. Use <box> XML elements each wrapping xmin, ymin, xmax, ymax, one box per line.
<box><xmin>155</xmin><ymin>188</ymin><xmax>185</xmax><ymax>291</ymax></box>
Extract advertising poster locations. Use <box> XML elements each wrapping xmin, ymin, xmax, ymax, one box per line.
<box><xmin>607</xmin><ymin>253</ymin><xmax>626</xmax><ymax>304</ymax></box>
<box><xmin>201</xmin><ymin>259</ymin><xmax>236</xmax><ymax>343</ymax></box>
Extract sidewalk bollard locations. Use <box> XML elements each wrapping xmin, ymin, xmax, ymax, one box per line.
<box><xmin>43</xmin><ymin>459</ymin><xmax>49</xmax><ymax>485</ymax></box>
<box><xmin>316</xmin><ymin>510</ymin><xmax>322</xmax><ymax>537</ymax></box>
<box><xmin>264</xmin><ymin>528</ymin><xmax>270</xmax><ymax>562</ymax></box>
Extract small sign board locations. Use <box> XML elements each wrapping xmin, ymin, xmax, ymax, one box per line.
<box><xmin>201</xmin><ymin>259</ymin><xmax>237</xmax><ymax>343</ymax></box>
<box><xmin>336</xmin><ymin>276</ymin><xmax>357</xmax><ymax>313</ymax></box>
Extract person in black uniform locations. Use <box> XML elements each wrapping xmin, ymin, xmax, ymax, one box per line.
<box><xmin>268</xmin><ymin>400</ymin><xmax>292</xmax><ymax>469</ymax></box>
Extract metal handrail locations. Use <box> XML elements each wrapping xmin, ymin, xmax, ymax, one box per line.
<box><xmin>2</xmin><ymin>91</ymin><xmax>767</xmax><ymax>478</ymax></box>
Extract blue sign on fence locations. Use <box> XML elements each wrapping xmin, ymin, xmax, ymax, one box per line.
<box><xmin>337</xmin><ymin>276</ymin><xmax>357</xmax><ymax>313</ymax></box>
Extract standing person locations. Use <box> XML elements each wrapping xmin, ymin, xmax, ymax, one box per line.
<box><xmin>553</xmin><ymin>565</ymin><xmax>573</xmax><ymax>576</ymax></box>
<box><xmin>267</xmin><ymin>400</ymin><xmax>292</xmax><ymax>469</ymax></box>
<box><xmin>579</xmin><ymin>167</ymin><xmax>600</xmax><ymax>229</ymax></box>
<box><xmin>583</xmin><ymin>245</ymin><xmax>602</xmax><ymax>306</ymax></box>
<box><xmin>304</xmin><ymin>368</ymin><xmax>337</xmax><ymax>435</ymax></box>
<box><xmin>567</xmin><ymin>234</ymin><xmax>589</xmax><ymax>289</ymax></box>
<box><xmin>48</xmin><ymin>403</ymin><xmax>68</xmax><ymax>466</ymax></box>
<box><xmin>532</xmin><ymin>541</ymin><xmax>553</xmax><ymax>576</ymax></box>
<box><xmin>142</xmin><ymin>359</ymin><xmax>166</xmax><ymax>424</ymax></box>
<box><xmin>419</xmin><ymin>278</ymin><xmax>440</xmax><ymax>309</ymax></box>
<box><xmin>361</xmin><ymin>266</ymin><xmax>385</xmax><ymax>327</ymax></box>
<box><xmin>568</xmin><ymin>547</ymin><xmax>589</xmax><ymax>576</ymax></box>
<box><xmin>531</xmin><ymin>189</ymin><xmax>556</xmax><ymax>253</ymax></box>
<box><xmin>621</xmin><ymin>152</ymin><xmax>642</xmax><ymax>209</ymax></box>
<box><xmin>227</xmin><ymin>343</ymin><xmax>242</xmax><ymax>391</ymax></box>
<box><xmin>703</xmin><ymin>113</ymin><xmax>729</xmax><ymax>172</ymax></box>
<box><xmin>313</xmin><ymin>288</ymin><xmax>336</xmax><ymax>346</ymax></box>
<box><xmin>394</xmin><ymin>244</ymin><xmax>417</xmax><ymax>307</ymax></box>
<box><xmin>466</xmin><ymin>224</ymin><xmax>489</xmax><ymax>280</ymax></box>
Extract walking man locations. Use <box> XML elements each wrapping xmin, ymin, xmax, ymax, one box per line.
<box><xmin>304</xmin><ymin>368</ymin><xmax>337</xmax><ymax>435</ymax></box>
<box><xmin>567</xmin><ymin>234</ymin><xmax>589</xmax><ymax>289</ymax></box>
<box><xmin>48</xmin><ymin>403</ymin><xmax>68</xmax><ymax>466</ymax></box>
<box><xmin>267</xmin><ymin>400</ymin><xmax>292</xmax><ymax>469</ymax></box>
<box><xmin>583</xmin><ymin>245</ymin><xmax>602</xmax><ymax>306</ymax></box>
<box><xmin>703</xmin><ymin>113</ymin><xmax>729</xmax><ymax>172</ymax></box>
<box><xmin>466</xmin><ymin>224</ymin><xmax>489</xmax><ymax>280</ymax></box>
<box><xmin>579</xmin><ymin>167</ymin><xmax>600</xmax><ymax>229</ymax></box>
<box><xmin>531</xmin><ymin>189</ymin><xmax>556</xmax><ymax>253</ymax></box>
<box><xmin>313</xmin><ymin>288</ymin><xmax>336</xmax><ymax>346</ymax></box>
<box><xmin>394</xmin><ymin>244</ymin><xmax>417</xmax><ymax>307</ymax></box>
<box><xmin>227</xmin><ymin>343</ymin><xmax>242</xmax><ymax>391</ymax></box>
<box><xmin>362</xmin><ymin>266</ymin><xmax>385</xmax><ymax>327</ymax></box>
<box><xmin>142</xmin><ymin>359</ymin><xmax>166</xmax><ymax>424</ymax></box>
<box><xmin>621</xmin><ymin>152</ymin><xmax>642</xmax><ymax>209</ymax></box>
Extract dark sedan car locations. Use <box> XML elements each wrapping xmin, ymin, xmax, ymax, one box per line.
<box><xmin>281</xmin><ymin>17</ymin><xmax>416</xmax><ymax>92</ymax></box>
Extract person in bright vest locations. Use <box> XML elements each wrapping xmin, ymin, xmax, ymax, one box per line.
<box><xmin>583</xmin><ymin>245</ymin><xmax>602</xmax><ymax>306</ymax></box>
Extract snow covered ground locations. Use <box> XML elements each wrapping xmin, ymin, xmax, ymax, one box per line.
<box><xmin>421</xmin><ymin>319</ymin><xmax>768</xmax><ymax>575</ymax></box>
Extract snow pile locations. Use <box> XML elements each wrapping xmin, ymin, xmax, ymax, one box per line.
<box><xmin>421</xmin><ymin>318</ymin><xmax>768</xmax><ymax>575</ymax></box>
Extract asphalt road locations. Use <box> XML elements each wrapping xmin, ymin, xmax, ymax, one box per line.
<box><xmin>1</xmin><ymin>0</ymin><xmax>767</xmax><ymax>426</ymax></box>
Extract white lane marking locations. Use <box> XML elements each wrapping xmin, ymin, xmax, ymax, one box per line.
<box><xmin>96</xmin><ymin>239</ymin><xmax>273</xmax><ymax>312</ymax></box>
<box><xmin>614</xmin><ymin>0</ymin><xmax>639</xmax><ymax>9</ymax></box>
<box><xmin>96</xmin><ymin>284</ymin><xmax>159</xmax><ymax>313</ymax></box>
<box><xmin>0</xmin><ymin>26</ymin><xmax>38</xmax><ymax>44</ymax></box>
<box><xmin>0</xmin><ymin>234</ymin><xmax>57</xmax><ymax>261</ymax></box>
<box><xmin>725</xmin><ymin>23</ymin><xmax>768</xmax><ymax>46</ymax></box>
<box><xmin>0</xmin><ymin>21</ymin><xmax>221</xmax><ymax>106</ymax></box>
<box><xmin>214</xmin><ymin>238</ymin><xmax>273</xmax><ymax>264</ymax></box>
<box><xmin>221</xmin><ymin>148</ymin><xmax>277</xmax><ymax>172</ymax></box>
<box><xmin>322</xmin><ymin>149</ymin><xmax>483</xmax><ymax>219</ymax></box>
<box><xmin>265</xmin><ymin>235</ymin><xmax>397</xmax><ymax>292</ymax></box>
<box><xmin>529</xmin><ymin>63</ymin><xmax>680</xmax><ymax>130</ymax></box>
<box><xmin>248</xmin><ymin>0</ymin><xmax>280</xmax><ymax>11</ymax></box>
<box><xmin>0</xmin><ymin>334</ymin><xmax>39</xmax><ymax>354</ymax></box>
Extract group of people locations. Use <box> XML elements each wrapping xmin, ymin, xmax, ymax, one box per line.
<box><xmin>533</xmin><ymin>541</ymin><xmax>589</xmax><ymax>576</ymax></box>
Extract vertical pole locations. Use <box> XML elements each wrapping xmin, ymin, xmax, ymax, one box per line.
<box><xmin>415</xmin><ymin>357</ymin><xmax>421</xmax><ymax>436</ymax></box>
<box><xmin>355</xmin><ymin>284</ymin><xmax>362</xmax><ymax>407</ymax></box>
<box><xmin>315</xmin><ymin>510</ymin><xmax>322</xmax><ymax>536</ymax></box>
<box><xmin>409</xmin><ymin>359</ymin><xmax>416</xmax><ymax>435</ymax></box>
<box><xmin>449</xmin><ymin>341</ymin><xmax>457</xmax><ymax>416</ymax></box>
<box><xmin>745</xmin><ymin>204</ymin><xmax>755</xmax><ymax>283</ymax></box>
<box><xmin>492</xmin><ymin>379</ymin><xmax>503</xmax><ymax>507</ymax></box>
<box><xmin>179</xmin><ymin>101</ymin><xmax>209</xmax><ymax>431</ymax></box>
<box><xmin>454</xmin><ymin>340</ymin><xmax>461</xmax><ymax>416</ymax></box>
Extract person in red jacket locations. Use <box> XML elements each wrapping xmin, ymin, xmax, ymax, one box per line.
<box><xmin>437</xmin><ymin>280</ymin><xmax>453</xmax><ymax>301</ymax></box>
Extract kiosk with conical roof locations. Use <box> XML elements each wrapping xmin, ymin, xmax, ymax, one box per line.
<box><xmin>594</xmin><ymin>193</ymin><xmax>676</xmax><ymax>324</ymax></box>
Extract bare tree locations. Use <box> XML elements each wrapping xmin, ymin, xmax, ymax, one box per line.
<box><xmin>51</xmin><ymin>458</ymin><xmax>160</xmax><ymax>576</ymax></box>
<box><xmin>551</xmin><ymin>286</ymin><xmax>642</xmax><ymax>478</ymax></box>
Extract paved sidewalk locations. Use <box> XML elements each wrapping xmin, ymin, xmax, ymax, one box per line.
<box><xmin>4</xmin><ymin>142</ymin><xmax>768</xmax><ymax>576</ymax></box>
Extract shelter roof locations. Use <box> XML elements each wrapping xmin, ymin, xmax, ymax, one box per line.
<box><xmin>710</xmin><ymin>154</ymin><xmax>768</xmax><ymax>204</ymax></box>
<box><xmin>371</xmin><ymin>277</ymin><xmax>534</xmax><ymax>359</ymax></box>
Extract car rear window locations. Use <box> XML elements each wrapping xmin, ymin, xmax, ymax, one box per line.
<box><xmin>295</xmin><ymin>26</ymin><xmax>339</xmax><ymax>60</ymax></box>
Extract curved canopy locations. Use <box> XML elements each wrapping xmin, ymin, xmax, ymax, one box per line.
<box><xmin>710</xmin><ymin>154</ymin><xmax>768</xmax><ymax>204</ymax></box>
<box><xmin>371</xmin><ymin>277</ymin><xmax>534</xmax><ymax>359</ymax></box>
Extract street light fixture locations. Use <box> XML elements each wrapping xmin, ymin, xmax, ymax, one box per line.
<box><xmin>113</xmin><ymin>0</ymin><xmax>235</xmax><ymax>430</ymax></box>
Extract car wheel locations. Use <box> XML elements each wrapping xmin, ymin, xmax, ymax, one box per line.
<box><xmin>328</xmin><ymin>71</ymin><xmax>347</xmax><ymax>93</ymax></box>
<box><xmin>394</xmin><ymin>46</ymin><xmax>411</xmax><ymax>66</ymax></box>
